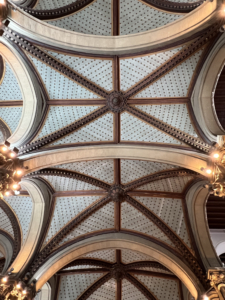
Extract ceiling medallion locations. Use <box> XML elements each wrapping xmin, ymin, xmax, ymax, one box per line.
<box><xmin>0</xmin><ymin>142</ymin><xmax>24</xmax><ymax>198</ymax></box>
<box><xmin>111</xmin><ymin>264</ymin><xmax>126</xmax><ymax>280</ymax></box>
<box><xmin>107</xmin><ymin>91</ymin><xmax>127</xmax><ymax>113</ymax></box>
<box><xmin>109</xmin><ymin>185</ymin><xmax>126</xmax><ymax>202</ymax></box>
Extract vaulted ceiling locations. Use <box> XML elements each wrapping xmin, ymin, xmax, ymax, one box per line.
<box><xmin>0</xmin><ymin>0</ymin><xmax>224</xmax><ymax>299</ymax></box>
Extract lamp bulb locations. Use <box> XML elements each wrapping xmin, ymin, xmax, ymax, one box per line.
<box><xmin>206</xmin><ymin>169</ymin><xmax>212</xmax><ymax>175</ymax></box>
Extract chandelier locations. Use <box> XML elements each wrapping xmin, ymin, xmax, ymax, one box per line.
<box><xmin>202</xmin><ymin>145</ymin><xmax>225</xmax><ymax>197</ymax></box>
<box><xmin>0</xmin><ymin>142</ymin><xmax>24</xmax><ymax>199</ymax></box>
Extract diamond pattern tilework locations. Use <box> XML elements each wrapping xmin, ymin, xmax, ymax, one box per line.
<box><xmin>48</xmin><ymin>0</ymin><xmax>112</xmax><ymax>36</ymax></box>
<box><xmin>55</xmin><ymin>160</ymin><xmax>114</xmax><ymax>184</ymax></box>
<box><xmin>44</xmin><ymin>196</ymin><xmax>101</xmax><ymax>245</ymax></box>
<box><xmin>137</xmin><ymin>176</ymin><xmax>194</xmax><ymax>193</ymax></box>
<box><xmin>46</xmin><ymin>51</ymin><xmax>113</xmax><ymax>91</ymax></box>
<box><xmin>0</xmin><ymin>107</ymin><xmax>22</xmax><ymax>135</ymax></box>
<box><xmin>120</xmin><ymin>0</ymin><xmax>182</xmax><ymax>35</ymax></box>
<box><xmin>87</xmin><ymin>278</ymin><xmax>116</xmax><ymax>300</ymax></box>
<box><xmin>120</xmin><ymin>160</ymin><xmax>178</xmax><ymax>184</ymax></box>
<box><xmin>134</xmin><ymin>275</ymin><xmax>180</xmax><ymax>300</ymax></box>
<box><xmin>135</xmin><ymin>104</ymin><xmax>198</xmax><ymax>137</ymax></box>
<box><xmin>51</xmin><ymin>112</ymin><xmax>114</xmax><ymax>145</ymax></box>
<box><xmin>134</xmin><ymin>49</ymin><xmax>203</xmax><ymax>98</ymax></box>
<box><xmin>0</xmin><ymin>206</ymin><xmax>14</xmax><ymax>237</ymax></box>
<box><xmin>58</xmin><ymin>273</ymin><xmax>104</xmax><ymax>300</ymax></box>
<box><xmin>28</xmin><ymin>55</ymin><xmax>100</xmax><ymax>99</ymax></box>
<box><xmin>36</xmin><ymin>106</ymin><xmax>100</xmax><ymax>140</ymax></box>
<box><xmin>121</xmin><ymin>249</ymin><xmax>154</xmax><ymax>264</ymax></box>
<box><xmin>59</xmin><ymin>201</ymin><xmax>114</xmax><ymax>245</ymax></box>
<box><xmin>121</xmin><ymin>112</ymin><xmax>184</xmax><ymax>145</ymax></box>
<box><xmin>0</xmin><ymin>62</ymin><xmax>22</xmax><ymax>100</ymax></box>
<box><xmin>4</xmin><ymin>196</ymin><xmax>33</xmax><ymax>244</ymax></box>
<box><xmin>40</xmin><ymin>175</ymin><xmax>103</xmax><ymax>191</ymax></box>
<box><xmin>82</xmin><ymin>249</ymin><xmax>116</xmax><ymax>263</ymax></box>
<box><xmin>135</xmin><ymin>196</ymin><xmax>191</xmax><ymax>248</ymax></box>
<box><xmin>122</xmin><ymin>279</ymin><xmax>146</xmax><ymax>300</ymax></box>
<box><xmin>121</xmin><ymin>202</ymin><xmax>174</xmax><ymax>246</ymax></box>
<box><xmin>35</xmin><ymin>0</ymin><xmax>78</xmax><ymax>10</ymax></box>
<box><xmin>120</xmin><ymin>47</ymin><xmax>182</xmax><ymax>91</ymax></box>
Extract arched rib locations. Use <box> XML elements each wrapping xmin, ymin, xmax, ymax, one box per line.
<box><xmin>19</xmin><ymin>0</ymin><xmax>95</xmax><ymax>20</ymax></box>
<box><xmin>125</xmin><ymin>273</ymin><xmax>157</xmax><ymax>300</ymax></box>
<box><xmin>142</xmin><ymin>0</ymin><xmax>203</xmax><ymax>13</ymax></box>
<box><xmin>124</xmin><ymin>168</ymin><xmax>199</xmax><ymax>192</ymax></box>
<box><xmin>77</xmin><ymin>273</ymin><xmax>112</xmax><ymax>300</ymax></box>
<box><xmin>0</xmin><ymin>119</ymin><xmax>11</xmax><ymax>142</ymax></box>
<box><xmin>19</xmin><ymin>105</ymin><xmax>109</xmax><ymax>154</ymax></box>
<box><xmin>29</xmin><ymin>196</ymin><xmax>111</xmax><ymax>274</ymax></box>
<box><xmin>25</xmin><ymin>168</ymin><xmax>111</xmax><ymax>190</ymax></box>
<box><xmin>62</xmin><ymin>258</ymin><xmax>113</xmax><ymax>270</ymax></box>
<box><xmin>0</xmin><ymin>200</ymin><xmax>21</xmax><ymax>264</ymax></box>
<box><xmin>124</xmin><ymin>261</ymin><xmax>170</xmax><ymax>273</ymax></box>
<box><xmin>125</xmin><ymin>194</ymin><xmax>207</xmax><ymax>288</ymax></box>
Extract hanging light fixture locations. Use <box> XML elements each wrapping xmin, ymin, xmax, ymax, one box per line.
<box><xmin>0</xmin><ymin>141</ymin><xmax>24</xmax><ymax>199</ymax></box>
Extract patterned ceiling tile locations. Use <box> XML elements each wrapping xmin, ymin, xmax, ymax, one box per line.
<box><xmin>137</xmin><ymin>176</ymin><xmax>194</xmax><ymax>193</ymax></box>
<box><xmin>121</xmin><ymin>249</ymin><xmax>154</xmax><ymax>264</ymax></box>
<box><xmin>87</xmin><ymin>278</ymin><xmax>116</xmax><ymax>300</ymax></box>
<box><xmin>4</xmin><ymin>196</ymin><xmax>33</xmax><ymax>244</ymax></box>
<box><xmin>120</xmin><ymin>160</ymin><xmax>178</xmax><ymax>184</ymax></box>
<box><xmin>0</xmin><ymin>206</ymin><xmax>14</xmax><ymax>237</ymax></box>
<box><xmin>122</xmin><ymin>279</ymin><xmax>146</xmax><ymax>300</ymax></box>
<box><xmin>121</xmin><ymin>112</ymin><xmax>185</xmax><ymax>145</ymax></box>
<box><xmin>0</xmin><ymin>62</ymin><xmax>22</xmax><ymax>100</ymax></box>
<box><xmin>35</xmin><ymin>106</ymin><xmax>100</xmax><ymax>140</ymax></box>
<box><xmin>45</xmin><ymin>51</ymin><xmax>113</xmax><ymax>91</ymax></box>
<box><xmin>134</xmin><ymin>196</ymin><xmax>191</xmax><ymax>248</ymax></box>
<box><xmin>55</xmin><ymin>160</ymin><xmax>114</xmax><ymax>184</ymax></box>
<box><xmin>134</xmin><ymin>49</ymin><xmax>204</xmax><ymax>98</ymax></box>
<box><xmin>59</xmin><ymin>201</ymin><xmax>114</xmax><ymax>245</ymax></box>
<box><xmin>58</xmin><ymin>273</ymin><xmax>105</xmax><ymax>300</ymax></box>
<box><xmin>0</xmin><ymin>107</ymin><xmax>22</xmax><ymax>135</ymax></box>
<box><xmin>121</xmin><ymin>202</ymin><xmax>174</xmax><ymax>246</ymax></box>
<box><xmin>120</xmin><ymin>0</ymin><xmax>182</xmax><ymax>35</ymax></box>
<box><xmin>134</xmin><ymin>275</ymin><xmax>180</xmax><ymax>300</ymax></box>
<box><xmin>120</xmin><ymin>47</ymin><xmax>182</xmax><ymax>91</ymax></box>
<box><xmin>82</xmin><ymin>249</ymin><xmax>116</xmax><ymax>263</ymax></box>
<box><xmin>48</xmin><ymin>0</ymin><xmax>112</xmax><ymax>36</ymax></box>
<box><xmin>28</xmin><ymin>55</ymin><xmax>100</xmax><ymax>99</ymax></box>
<box><xmin>35</xmin><ymin>0</ymin><xmax>78</xmax><ymax>9</ymax></box>
<box><xmin>44</xmin><ymin>196</ymin><xmax>101</xmax><ymax>245</ymax></box>
<box><xmin>50</xmin><ymin>112</ymin><xmax>114</xmax><ymax>146</ymax></box>
<box><xmin>135</xmin><ymin>104</ymin><xmax>198</xmax><ymax>137</ymax></box>
<box><xmin>40</xmin><ymin>175</ymin><xmax>103</xmax><ymax>191</ymax></box>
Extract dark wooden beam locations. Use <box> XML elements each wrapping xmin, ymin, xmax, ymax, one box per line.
<box><xmin>53</xmin><ymin>191</ymin><xmax>107</xmax><ymax>197</ymax></box>
<box><xmin>113</xmin><ymin>56</ymin><xmax>120</xmax><ymax>144</ymax></box>
<box><xmin>57</xmin><ymin>268</ymin><xmax>109</xmax><ymax>275</ymax></box>
<box><xmin>127</xmin><ymin>98</ymin><xmax>189</xmax><ymax>105</ymax></box>
<box><xmin>142</xmin><ymin>0</ymin><xmax>203</xmax><ymax>13</ymax></box>
<box><xmin>124</xmin><ymin>24</ymin><xmax>220</xmax><ymax>99</ymax></box>
<box><xmin>0</xmin><ymin>101</ymin><xmax>23</xmax><ymax>106</ymax></box>
<box><xmin>19</xmin><ymin>0</ymin><xmax>95</xmax><ymax>20</ymax></box>
<box><xmin>128</xmin><ymin>191</ymin><xmax>183</xmax><ymax>199</ymax></box>
<box><xmin>61</xmin><ymin>258</ymin><xmax>113</xmax><ymax>270</ymax></box>
<box><xmin>29</xmin><ymin>196</ymin><xmax>111</xmax><ymax>275</ymax></box>
<box><xmin>125</xmin><ymin>261</ymin><xmax>170</xmax><ymax>273</ymax></box>
<box><xmin>26</xmin><ymin>168</ymin><xmax>111</xmax><ymax>191</ymax></box>
<box><xmin>124</xmin><ymin>169</ymin><xmax>199</xmax><ymax>192</ymax></box>
<box><xmin>112</xmin><ymin>0</ymin><xmax>120</xmax><ymax>36</ymax></box>
<box><xmin>179</xmin><ymin>280</ymin><xmax>184</xmax><ymax>300</ymax></box>
<box><xmin>117</xmin><ymin>278</ymin><xmax>122</xmax><ymax>300</ymax></box>
<box><xmin>124</xmin><ymin>195</ymin><xmax>207</xmax><ymax>288</ymax></box>
<box><xmin>126</xmin><ymin>106</ymin><xmax>212</xmax><ymax>153</ymax></box>
<box><xmin>114</xmin><ymin>160</ymin><xmax>121</xmax><ymax>231</ymax></box>
<box><xmin>77</xmin><ymin>273</ymin><xmax>112</xmax><ymax>300</ymax></box>
<box><xmin>128</xmin><ymin>269</ymin><xmax>177</xmax><ymax>280</ymax></box>
<box><xmin>125</xmin><ymin>273</ymin><xmax>157</xmax><ymax>300</ymax></box>
<box><xmin>47</xmin><ymin>100</ymin><xmax>106</xmax><ymax>106</ymax></box>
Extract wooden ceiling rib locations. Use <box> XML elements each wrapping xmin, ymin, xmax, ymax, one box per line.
<box><xmin>206</xmin><ymin>195</ymin><xmax>225</xmax><ymax>229</ymax></box>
